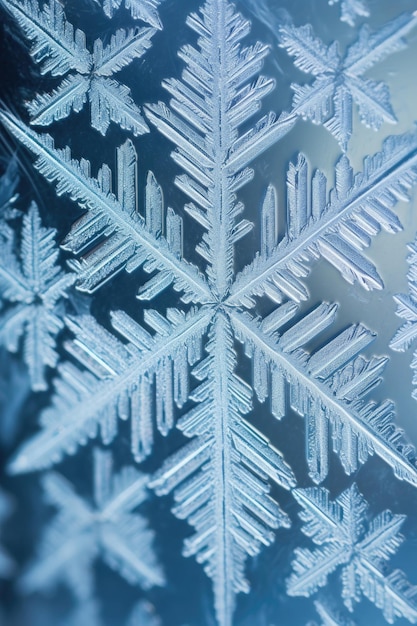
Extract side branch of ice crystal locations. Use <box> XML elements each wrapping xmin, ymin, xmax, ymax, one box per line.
<box><xmin>0</xmin><ymin>201</ymin><xmax>75</xmax><ymax>390</ymax></box>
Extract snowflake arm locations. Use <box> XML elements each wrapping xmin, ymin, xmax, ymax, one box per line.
<box><xmin>311</xmin><ymin>599</ymin><xmax>357</xmax><ymax>626</ymax></box>
<box><xmin>9</xmin><ymin>307</ymin><xmax>209</xmax><ymax>473</ymax></box>
<box><xmin>20</xmin><ymin>448</ymin><xmax>164</xmax><ymax>598</ymax></box>
<box><xmin>288</xmin><ymin>484</ymin><xmax>417</xmax><ymax>623</ymax></box>
<box><xmin>26</xmin><ymin>75</ymin><xmax>90</xmax><ymax>126</ymax></box>
<box><xmin>101</xmin><ymin>0</ymin><xmax>163</xmax><ymax>28</ymax></box>
<box><xmin>152</xmin><ymin>311</ymin><xmax>295</xmax><ymax>626</ymax></box>
<box><xmin>0</xmin><ymin>113</ymin><xmax>211</xmax><ymax>303</ymax></box>
<box><xmin>144</xmin><ymin>0</ymin><xmax>295</xmax><ymax>298</ymax></box>
<box><xmin>232</xmin><ymin>305</ymin><xmax>417</xmax><ymax>486</ymax></box>
<box><xmin>0</xmin><ymin>0</ymin><xmax>91</xmax><ymax>75</ymax></box>
<box><xmin>230</xmin><ymin>131</ymin><xmax>417</xmax><ymax>307</ymax></box>
<box><xmin>0</xmin><ymin>202</ymin><xmax>75</xmax><ymax>390</ymax></box>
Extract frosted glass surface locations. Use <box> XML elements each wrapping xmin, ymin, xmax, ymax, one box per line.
<box><xmin>0</xmin><ymin>1</ymin><xmax>417</xmax><ymax>625</ymax></box>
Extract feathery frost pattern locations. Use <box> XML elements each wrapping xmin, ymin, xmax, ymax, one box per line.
<box><xmin>98</xmin><ymin>0</ymin><xmax>163</xmax><ymax>28</ymax></box>
<box><xmin>0</xmin><ymin>201</ymin><xmax>75</xmax><ymax>390</ymax></box>
<box><xmin>309</xmin><ymin>600</ymin><xmax>357</xmax><ymax>626</ymax></box>
<box><xmin>1</xmin><ymin>0</ymin><xmax>158</xmax><ymax>135</ymax></box>
<box><xmin>289</xmin><ymin>484</ymin><xmax>417</xmax><ymax>623</ymax></box>
<box><xmin>1</xmin><ymin>0</ymin><xmax>417</xmax><ymax>624</ymax></box>
<box><xmin>8</xmin><ymin>307</ymin><xmax>209</xmax><ymax>472</ymax></box>
<box><xmin>20</xmin><ymin>448</ymin><xmax>164</xmax><ymax>598</ymax></box>
<box><xmin>390</xmin><ymin>239</ymin><xmax>417</xmax><ymax>400</ymax></box>
<box><xmin>279</xmin><ymin>13</ymin><xmax>417</xmax><ymax>149</ymax></box>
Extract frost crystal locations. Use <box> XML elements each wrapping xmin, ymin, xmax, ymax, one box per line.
<box><xmin>98</xmin><ymin>0</ymin><xmax>163</xmax><ymax>28</ymax></box>
<box><xmin>391</xmin><ymin>239</ymin><xmax>417</xmax><ymax>400</ymax></box>
<box><xmin>0</xmin><ymin>202</ymin><xmax>75</xmax><ymax>390</ymax></box>
<box><xmin>289</xmin><ymin>484</ymin><xmax>417</xmax><ymax>623</ymax></box>
<box><xmin>1</xmin><ymin>0</ymin><xmax>417</xmax><ymax>624</ymax></box>
<box><xmin>1</xmin><ymin>0</ymin><xmax>158</xmax><ymax>135</ymax></box>
<box><xmin>20</xmin><ymin>448</ymin><xmax>164</xmax><ymax>598</ymax></box>
<box><xmin>279</xmin><ymin>13</ymin><xmax>417</xmax><ymax>149</ymax></box>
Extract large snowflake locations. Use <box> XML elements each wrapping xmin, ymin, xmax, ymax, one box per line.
<box><xmin>2</xmin><ymin>0</ymin><xmax>417</xmax><ymax>625</ymax></box>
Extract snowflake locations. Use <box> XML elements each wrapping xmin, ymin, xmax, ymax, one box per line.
<box><xmin>279</xmin><ymin>12</ymin><xmax>417</xmax><ymax>149</ymax></box>
<box><xmin>20</xmin><ymin>447</ymin><xmax>164</xmax><ymax>600</ymax></box>
<box><xmin>2</xmin><ymin>0</ymin><xmax>417</xmax><ymax>624</ymax></box>
<box><xmin>289</xmin><ymin>484</ymin><xmax>417</xmax><ymax>623</ymax></box>
<box><xmin>1</xmin><ymin>0</ymin><xmax>158</xmax><ymax>135</ymax></box>
<box><xmin>0</xmin><ymin>201</ymin><xmax>75</xmax><ymax>391</ymax></box>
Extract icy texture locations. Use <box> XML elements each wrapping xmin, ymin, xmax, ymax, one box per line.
<box><xmin>0</xmin><ymin>201</ymin><xmax>75</xmax><ymax>390</ymax></box>
<box><xmin>1</xmin><ymin>0</ymin><xmax>417</xmax><ymax>624</ymax></box>
<box><xmin>309</xmin><ymin>600</ymin><xmax>357</xmax><ymax>626</ymax></box>
<box><xmin>289</xmin><ymin>484</ymin><xmax>417</xmax><ymax>623</ymax></box>
<box><xmin>329</xmin><ymin>0</ymin><xmax>370</xmax><ymax>26</ymax></box>
<box><xmin>98</xmin><ymin>0</ymin><xmax>163</xmax><ymax>28</ymax></box>
<box><xmin>391</xmin><ymin>239</ymin><xmax>417</xmax><ymax>401</ymax></box>
<box><xmin>279</xmin><ymin>13</ymin><xmax>417</xmax><ymax>149</ymax></box>
<box><xmin>20</xmin><ymin>448</ymin><xmax>164</xmax><ymax>599</ymax></box>
<box><xmin>1</xmin><ymin>0</ymin><xmax>157</xmax><ymax>135</ymax></box>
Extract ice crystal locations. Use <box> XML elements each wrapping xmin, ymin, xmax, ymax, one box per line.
<box><xmin>279</xmin><ymin>13</ymin><xmax>417</xmax><ymax>149</ymax></box>
<box><xmin>1</xmin><ymin>0</ymin><xmax>158</xmax><ymax>135</ymax></box>
<box><xmin>20</xmin><ymin>448</ymin><xmax>164</xmax><ymax>598</ymax></box>
<box><xmin>1</xmin><ymin>0</ymin><xmax>417</xmax><ymax>624</ymax></box>
<box><xmin>308</xmin><ymin>599</ymin><xmax>357</xmax><ymax>626</ymax></box>
<box><xmin>390</xmin><ymin>239</ymin><xmax>417</xmax><ymax>400</ymax></box>
<box><xmin>289</xmin><ymin>484</ymin><xmax>417</xmax><ymax>623</ymax></box>
<box><xmin>0</xmin><ymin>201</ymin><xmax>75</xmax><ymax>390</ymax></box>
<box><xmin>98</xmin><ymin>0</ymin><xmax>163</xmax><ymax>28</ymax></box>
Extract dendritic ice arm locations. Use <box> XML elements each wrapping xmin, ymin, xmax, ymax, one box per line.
<box><xmin>20</xmin><ymin>448</ymin><xmax>164</xmax><ymax>598</ymax></box>
<box><xmin>390</xmin><ymin>239</ymin><xmax>417</xmax><ymax>399</ymax></box>
<box><xmin>152</xmin><ymin>312</ymin><xmax>296</xmax><ymax>626</ymax></box>
<box><xmin>1</xmin><ymin>0</ymin><xmax>156</xmax><ymax>135</ymax></box>
<box><xmin>279</xmin><ymin>13</ymin><xmax>417</xmax><ymax>149</ymax></box>
<box><xmin>9</xmin><ymin>307</ymin><xmax>209</xmax><ymax>473</ymax></box>
<box><xmin>144</xmin><ymin>0</ymin><xmax>295</xmax><ymax>299</ymax></box>
<box><xmin>0</xmin><ymin>490</ymin><xmax>14</xmax><ymax>578</ymax></box>
<box><xmin>329</xmin><ymin>0</ymin><xmax>369</xmax><ymax>27</ymax></box>
<box><xmin>309</xmin><ymin>599</ymin><xmax>357</xmax><ymax>626</ymax></box>
<box><xmin>230</xmin><ymin>131</ymin><xmax>417</xmax><ymax>308</ymax></box>
<box><xmin>0</xmin><ymin>202</ymin><xmax>75</xmax><ymax>390</ymax></box>
<box><xmin>0</xmin><ymin>113</ymin><xmax>211</xmax><ymax>304</ymax></box>
<box><xmin>99</xmin><ymin>0</ymin><xmax>163</xmax><ymax>29</ymax></box>
<box><xmin>288</xmin><ymin>484</ymin><xmax>417</xmax><ymax>623</ymax></box>
<box><xmin>231</xmin><ymin>304</ymin><xmax>417</xmax><ymax>486</ymax></box>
